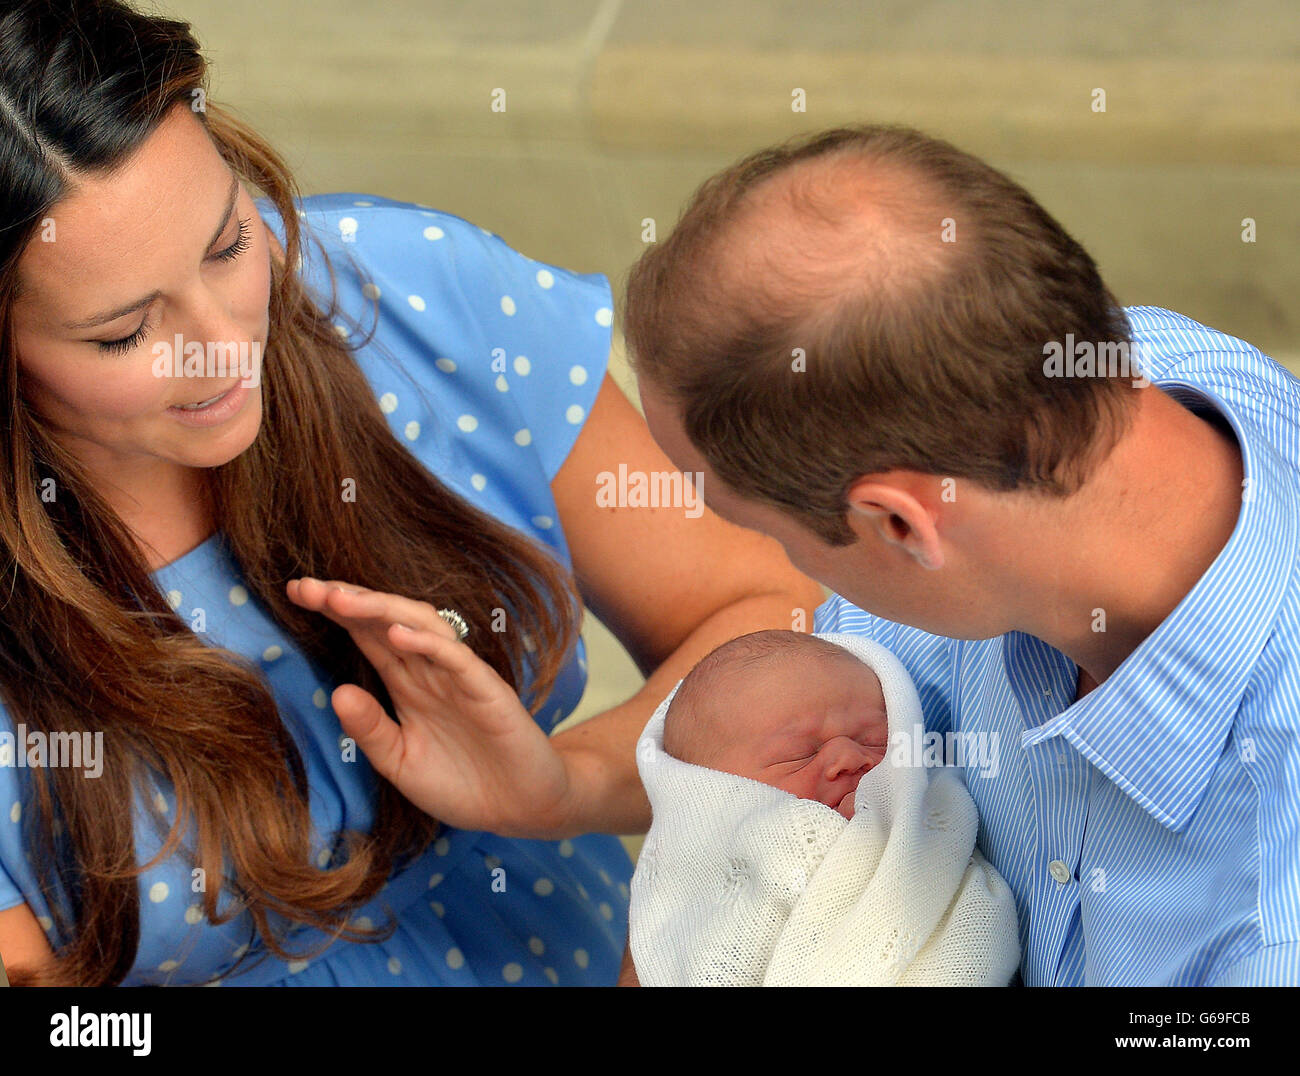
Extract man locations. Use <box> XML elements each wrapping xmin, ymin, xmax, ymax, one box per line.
<box><xmin>621</xmin><ymin>125</ymin><xmax>1300</xmax><ymax>985</ymax></box>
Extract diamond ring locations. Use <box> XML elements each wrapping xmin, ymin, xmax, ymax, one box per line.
<box><xmin>436</xmin><ymin>608</ymin><xmax>470</xmax><ymax>641</ymax></box>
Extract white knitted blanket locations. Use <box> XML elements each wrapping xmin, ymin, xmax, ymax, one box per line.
<box><xmin>629</xmin><ymin>632</ymin><xmax>1021</xmax><ymax>986</ymax></box>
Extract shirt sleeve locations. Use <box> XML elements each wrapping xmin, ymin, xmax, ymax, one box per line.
<box><xmin>264</xmin><ymin>194</ymin><xmax>613</xmax><ymax>486</ymax></box>
<box><xmin>1211</xmin><ymin>941</ymin><xmax>1300</xmax><ymax>986</ymax></box>
<box><xmin>0</xmin><ymin>716</ymin><xmax>30</xmax><ymax>913</ymax></box>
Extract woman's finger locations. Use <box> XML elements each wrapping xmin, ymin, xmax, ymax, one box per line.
<box><xmin>290</xmin><ymin>578</ymin><xmax>460</xmax><ymax>640</ymax></box>
<box><xmin>331</xmin><ymin>683</ymin><xmax>407</xmax><ymax>784</ymax></box>
<box><xmin>387</xmin><ymin>624</ymin><xmax>507</xmax><ymax>705</ymax></box>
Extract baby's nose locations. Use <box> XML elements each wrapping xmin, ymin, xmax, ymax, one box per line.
<box><xmin>822</xmin><ymin>737</ymin><xmax>873</xmax><ymax>780</ymax></box>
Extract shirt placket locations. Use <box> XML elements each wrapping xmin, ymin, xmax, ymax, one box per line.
<box><xmin>1014</xmin><ymin>671</ymin><xmax>1090</xmax><ymax>986</ymax></box>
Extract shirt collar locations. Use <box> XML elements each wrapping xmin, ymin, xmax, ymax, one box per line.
<box><xmin>1022</xmin><ymin>378</ymin><xmax>1298</xmax><ymax>831</ymax></box>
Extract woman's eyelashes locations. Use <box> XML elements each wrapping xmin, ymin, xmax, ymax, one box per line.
<box><xmin>213</xmin><ymin>217</ymin><xmax>252</xmax><ymax>263</ymax></box>
<box><xmin>94</xmin><ymin>218</ymin><xmax>253</xmax><ymax>355</ymax></box>
<box><xmin>97</xmin><ymin>311</ymin><xmax>155</xmax><ymax>356</ymax></box>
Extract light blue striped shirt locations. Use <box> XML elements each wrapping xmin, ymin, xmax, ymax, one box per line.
<box><xmin>813</xmin><ymin>306</ymin><xmax>1300</xmax><ymax>986</ymax></box>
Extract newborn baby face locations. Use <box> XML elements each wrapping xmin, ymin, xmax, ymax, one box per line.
<box><xmin>708</xmin><ymin>651</ymin><xmax>889</xmax><ymax>820</ymax></box>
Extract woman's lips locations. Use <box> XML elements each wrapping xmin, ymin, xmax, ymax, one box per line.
<box><xmin>167</xmin><ymin>382</ymin><xmax>249</xmax><ymax>427</ymax></box>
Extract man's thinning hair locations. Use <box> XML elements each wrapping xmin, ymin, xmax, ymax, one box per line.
<box><xmin>623</xmin><ymin>124</ymin><xmax>1137</xmax><ymax>545</ymax></box>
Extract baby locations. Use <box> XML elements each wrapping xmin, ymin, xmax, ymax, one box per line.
<box><xmin>661</xmin><ymin>630</ymin><xmax>889</xmax><ymax>820</ymax></box>
<box><xmin>630</xmin><ymin>628</ymin><xmax>1021</xmax><ymax>987</ymax></box>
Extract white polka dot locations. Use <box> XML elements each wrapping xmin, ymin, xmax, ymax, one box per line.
<box><xmin>446</xmin><ymin>947</ymin><xmax>465</xmax><ymax>970</ymax></box>
<box><xmin>166</xmin><ymin>590</ymin><xmax>183</xmax><ymax>610</ymax></box>
<box><xmin>262</xmin><ymin>645</ymin><xmax>282</xmax><ymax>662</ymax></box>
<box><xmin>569</xmin><ymin>365</ymin><xmax>588</xmax><ymax>386</ymax></box>
<box><xmin>558</xmin><ymin>839</ymin><xmax>574</xmax><ymax>858</ymax></box>
<box><xmin>387</xmin><ymin>957</ymin><xmax>402</xmax><ymax>975</ymax></box>
<box><xmin>428</xmin><ymin>872</ymin><xmax>445</xmax><ymax>888</ymax></box>
<box><xmin>483</xmin><ymin>854</ymin><xmax>502</xmax><ymax>870</ymax></box>
<box><xmin>535</xmin><ymin>269</ymin><xmax>555</xmax><ymax>289</ymax></box>
<box><xmin>595</xmin><ymin>307</ymin><xmax>613</xmax><ymax>327</ymax></box>
<box><xmin>338</xmin><ymin>216</ymin><xmax>358</xmax><ymax>237</ymax></box>
<box><xmin>531</xmin><ymin>516</ymin><xmax>553</xmax><ymax>530</ymax></box>
<box><xmin>353</xmin><ymin>200</ymin><xmax>374</xmax><ymax>207</ymax></box>
<box><xmin>334</xmin><ymin>323</ymin><xmax>349</xmax><ymax>338</ymax></box>
<box><xmin>544</xmin><ymin>967</ymin><xmax>558</xmax><ymax>984</ymax></box>
<box><xmin>566</xmin><ymin>404</ymin><xmax>584</xmax><ymax>425</ymax></box>
<box><xmin>148</xmin><ymin>882</ymin><xmax>169</xmax><ymax>903</ymax></box>
<box><xmin>514</xmin><ymin>428</ymin><xmax>532</xmax><ymax>447</ymax></box>
<box><xmin>316</xmin><ymin>848</ymin><xmax>331</xmax><ymax>867</ymax></box>
<box><xmin>528</xmin><ymin>936</ymin><xmax>545</xmax><ymax>956</ymax></box>
<box><xmin>158</xmin><ymin>959</ymin><xmax>180</xmax><ymax>973</ymax></box>
<box><xmin>185</xmin><ymin>905</ymin><xmax>203</xmax><ymax>926</ymax></box>
<box><xmin>495</xmin><ymin>374</ymin><xmax>509</xmax><ymax>393</ymax></box>
<box><xmin>470</xmin><ymin>473</ymin><xmax>487</xmax><ymax>492</ymax></box>
<box><xmin>228</xmin><ymin>585</ymin><xmax>249</xmax><ymax>606</ymax></box>
<box><xmin>577</xmin><ymin>883</ymin><xmax>589</xmax><ymax>901</ymax></box>
<box><xmin>502</xmin><ymin>962</ymin><xmax>523</xmax><ymax>983</ymax></box>
<box><xmin>423</xmin><ymin>226</ymin><xmax>445</xmax><ymax>241</ymax></box>
<box><xmin>153</xmin><ymin>792</ymin><xmax>168</xmax><ymax>814</ymax></box>
<box><xmin>434</xmin><ymin>836</ymin><xmax>451</xmax><ymax>856</ymax></box>
<box><xmin>288</xmin><ymin>959</ymin><xmax>309</xmax><ymax>975</ymax></box>
<box><xmin>312</xmin><ymin>688</ymin><xmax>328</xmax><ymax>709</ymax></box>
<box><xmin>37</xmin><ymin>915</ymin><xmax>52</xmax><ymax>931</ymax></box>
<box><xmin>618</xmin><ymin>882</ymin><xmax>629</xmax><ymax>900</ymax></box>
<box><xmin>574</xmin><ymin>948</ymin><xmax>590</xmax><ymax>969</ymax></box>
<box><xmin>352</xmin><ymin>916</ymin><xmax>374</xmax><ymax>931</ymax></box>
<box><xmin>408</xmin><ymin>295</ymin><xmax>426</xmax><ymax>312</ymax></box>
<box><xmin>513</xmin><ymin>355</ymin><xmax>531</xmax><ymax>376</ymax></box>
<box><xmin>0</xmin><ymin>744</ymin><xmax>10</xmax><ymax>766</ymax></box>
<box><xmin>429</xmin><ymin>901</ymin><xmax>445</xmax><ymax>918</ymax></box>
<box><xmin>599</xmin><ymin>869</ymin><xmax>613</xmax><ymax>886</ymax></box>
<box><xmin>404</xmin><ymin>421</ymin><xmax>420</xmax><ymax>441</ymax></box>
<box><xmin>599</xmin><ymin>902</ymin><xmax>613</xmax><ymax>920</ymax></box>
<box><xmin>362</xmin><ymin>283</ymin><xmax>381</xmax><ymax>300</ymax></box>
<box><xmin>500</xmin><ymin>296</ymin><xmax>516</xmax><ymax>316</ymax></box>
<box><xmin>435</xmin><ymin>357</ymin><xmax>457</xmax><ymax>373</ymax></box>
<box><xmin>457</xmin><ymin>414</ymin><xmax>479</xmax><ymax>433</ymax></box>
<box><xmin>379</xmin><ymin>392</ymin><xmax>398</xmax><ymax>413</ymax></box>
<box><xmin>533</xmin><ymin>877</ymin><xmax>555</xmax><ymax>897</ymax></box>
<box><xmin>233</xmin><ymin>944</ymin><xmax>249</xmax><ymax>959</ymax></box>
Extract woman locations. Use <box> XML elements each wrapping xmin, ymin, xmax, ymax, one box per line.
<box><xmin>0</xmin><ymin>0</ymin><xmax>822</xmax><ymax>986</ymax></box>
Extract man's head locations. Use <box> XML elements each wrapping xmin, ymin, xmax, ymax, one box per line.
<box><xmin>662</xmin><ymin>630</ymin><xmax>889</xmax><ymax>820</ymax></box>
<box><xmin>627</xmin><ymin>125</ymin><xmax>1140</xmax><ymax>636</ymax></box>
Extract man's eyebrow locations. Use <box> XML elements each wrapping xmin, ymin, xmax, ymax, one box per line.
<box><xmin>63</xmin><ymin>172</ymin><xmax>241</xmax><ymax>330</ymax></box>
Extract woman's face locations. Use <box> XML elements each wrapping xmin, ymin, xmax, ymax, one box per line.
<box><xmin>10</xmin><ymin>104</ymin><xmax>272</xmax><ymax>481</ymax></box>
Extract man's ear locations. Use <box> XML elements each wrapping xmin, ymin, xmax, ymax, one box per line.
<box><xmin>845</xmin><ymin>476</ymin><xmax>945</xmax><ymax>570</ymax></box>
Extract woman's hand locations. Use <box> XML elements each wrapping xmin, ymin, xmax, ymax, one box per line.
<box><xmin>286</xmin><ymin>577</ymin><xmax>573</xmax><ymax>838</ymax></box>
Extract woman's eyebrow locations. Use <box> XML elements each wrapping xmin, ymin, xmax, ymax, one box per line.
<box><xmin>62</xmin><ymin>171</ymin><xmax>240</xmax><ymax>330</ymax></box>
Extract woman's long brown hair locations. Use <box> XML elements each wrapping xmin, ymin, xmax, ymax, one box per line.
<box><xmin>0</xmin><ymin>0</ymin><xmax>580</xmax><ymax>985</ymax></box>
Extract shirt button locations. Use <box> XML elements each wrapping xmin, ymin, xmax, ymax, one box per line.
<box><xmin>1048</xmin><ymin>860</ymin><xmax>1072</xmax><ymax>884</ymax></box>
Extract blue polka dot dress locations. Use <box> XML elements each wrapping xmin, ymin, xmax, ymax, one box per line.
<box><xmin>0</xmin><ymin>194</ymin><xmax>632</xmax><ymax>985</ymax></box>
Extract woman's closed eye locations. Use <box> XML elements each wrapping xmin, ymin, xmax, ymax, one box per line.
<box><xmin>97</xmin><ymin>312</ymin><xmax>155</xmax><ymax>355</ymax></box>
<box><xmin>212</xmin><ymin>217</ymin><xmax>252</xmax><ymax>263</ymax></box>
<box><xmin>93</xmin><ymin>218</ymin><xmax>253</xmax><ymax>355</ymax></box>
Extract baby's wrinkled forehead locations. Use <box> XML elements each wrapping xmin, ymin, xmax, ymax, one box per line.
<box><xmin>672</xmin><ymin>631</ymin><xmax>882</xmax><ymax>726</ymax></box>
